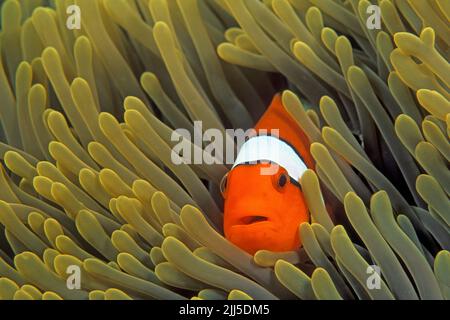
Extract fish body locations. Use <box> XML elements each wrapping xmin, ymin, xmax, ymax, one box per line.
<box><xmin>222</xmin><ymin>94</ymin><xmax>314</xmax><ymax>255</ymax></box>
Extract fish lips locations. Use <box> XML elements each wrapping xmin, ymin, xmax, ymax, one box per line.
<box><xmin>226</xmin><ymin>212</ymin><xmax>280</xmax><ymax>232</ymax></box>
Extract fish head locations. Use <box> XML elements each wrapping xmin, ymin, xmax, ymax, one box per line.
<box><xmin>222</xmin><ymin>162</ymin><xmax>309</xmax><ymax>255</ymax></box>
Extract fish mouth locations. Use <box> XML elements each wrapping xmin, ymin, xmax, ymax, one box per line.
<box><xmin>238</xmin><ymin>215</ymin><xmax>269</xmax><ymax>225</ymax></box>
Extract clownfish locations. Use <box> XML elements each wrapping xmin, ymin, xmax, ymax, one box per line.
<box><xmin>222</xmin><ymin>94</ymin><xmax>314</xmax><ymax>255</ymax></box>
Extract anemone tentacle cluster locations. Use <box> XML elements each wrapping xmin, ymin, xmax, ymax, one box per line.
<box><xmin>0</xmin><ymin>0</ymin><xmax>448</xmax><ymax>300</ymax></box>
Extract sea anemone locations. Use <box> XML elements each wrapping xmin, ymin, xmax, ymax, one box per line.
<box><xmin>0</xmin><ymin>0</ymin><xmax>448</xmax><ymax>300</ymax></box>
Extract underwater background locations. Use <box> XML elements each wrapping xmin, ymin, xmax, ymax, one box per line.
<box><xmin>0</xmin><ymin>0</ymin><xmax>448</xmax><ymax>300</ymax></box>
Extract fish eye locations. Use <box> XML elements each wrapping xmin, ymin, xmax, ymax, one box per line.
<box><xmin>278</xmin><ymin>173</ymin><xmax>288</xmax><ymax>188</ymax></box>
<box><xmin>274</xmin><ymin>172</ymin><xmax>288</xmax><ymax>191</ymax></box>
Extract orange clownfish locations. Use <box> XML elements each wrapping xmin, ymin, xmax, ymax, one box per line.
<box><xmin>222</xmin><ymin>94</ymin><xmax>314</xmax><ymax>255</ymax></box>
